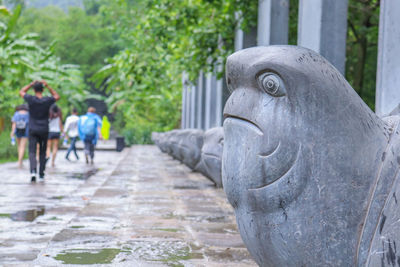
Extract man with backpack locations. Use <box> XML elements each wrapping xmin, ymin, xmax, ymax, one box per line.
<box><xmin>78</xmin><ymin>107</ymin><xmax>102</xmax><ymax>164</ymax></box>
<box><xmin>19</xmin><ymin>80</ymin><xmax>60</xmax><ymax>182</ymax></box>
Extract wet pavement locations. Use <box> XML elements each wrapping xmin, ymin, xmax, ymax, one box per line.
<box><xmin>0</xmin><ymin>145</ymin><xmax>255</xmax><ymax>266</ymax></box>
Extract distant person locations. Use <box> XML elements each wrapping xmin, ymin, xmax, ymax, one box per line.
<box><xmin>46</xmin><ymin>104</ymin><xmax>63</xmax><ymax>167</ymax></box>
<box><xmin>10</xmin><ymin>104</ymin><xmax>29</xmax><ymax>168</ymax></box>
<box><xmin>78</xmin><ymin>107</ymin><xmax>102</xmax><ymax>164</ymax></box>
<box><xmin>19</xmin><ymin>80</ymin><xmax>60</xmax><ymax>182</ymax></box>
<box><xmin>64</xmin><ymin>108</ymin><xmax>80</xmax><ymax>161</ymax></box>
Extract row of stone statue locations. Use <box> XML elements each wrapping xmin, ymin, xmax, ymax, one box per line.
<box><xmin>151</xmin><ymin>127</ymin><xmax>224</xmax><ymax>187</ymax></box>
<box><xmin>156</xmin><ymin>45</ymin><xmax>400</xmax><ymax>266</ymax></box>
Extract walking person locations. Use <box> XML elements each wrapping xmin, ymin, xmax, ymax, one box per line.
<box><xmin>46</xmin><ymin>104</ymin><xmax>63</xmax><ymax>167</ymax></box>
<box><xmin>78</xmin><ymin>107</ymin><xmax>102</xmax><ymax>165</ymax></box>
<box><xmin>64</xmin><ymin>108</ymin><xmax>80</xmax><ymax>161</ymax></box>
<box><xmin>19</xmin><ymin>80</ymin><xmax>60</xmax><ymax>182</ymax></box>
<box><xmin>10</xmin><ymin>104</ymin><xmax>29</xmax><ymax>168</ymax></box>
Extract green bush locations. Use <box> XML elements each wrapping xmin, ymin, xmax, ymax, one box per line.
<box><xmin>0</xmin><ymin>128</ymin><xmax>19</xmax><ymax>163</ymax></box>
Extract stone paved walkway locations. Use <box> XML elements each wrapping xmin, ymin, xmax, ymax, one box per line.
<box><xmin>0</xmin><ymin>145</ymin><xmax>255</xmax><ymax>266</ymax></box>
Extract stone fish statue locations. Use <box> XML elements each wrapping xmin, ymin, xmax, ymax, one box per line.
<box><xmin>157</xmin><ymin>130</ymin><xmax>176</xmax><ymax>154</ymax></box>
<box><xmin>222</xmin><ymin>45</ymin><xmax>400</xmax><ymax>266</ymax></box>
<box><xmin>177</xmin><ymin>129</ymin><xmax>204</xmax><ymax>169</ymax></box>
<box><xmin>195</xmin><ymin>127</ymin><xmax>224</xmax><ymax>187</ymax></box>
<box><xmin>169</xmin><ymin>130</ymin><xmax>187</xmax><ymax>160</ymax></box>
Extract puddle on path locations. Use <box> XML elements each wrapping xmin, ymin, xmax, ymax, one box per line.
<box><xmin>1</xmin><ymin>206</ymin><xmax>46</xmax><ymax>222</ymax></box>
<box><xmin>54</xmin><ymin>248</ymin><xmax>128</xmax><ymax>264</ymax></box>
<box><xmin>67</xmin><ymin>169</ymin><xmax>99</xmax><ymax>180</ymax></box>
<box><xmin>125</xmin><ymin>240</ymin><xmax>202</xmax><ymax>266</ymax></box>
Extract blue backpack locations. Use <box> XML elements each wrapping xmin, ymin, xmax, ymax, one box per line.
<box><xmin>82</xmin><ymin>116</ymin><xmax>97</xmax><ymax>137</ymax></box>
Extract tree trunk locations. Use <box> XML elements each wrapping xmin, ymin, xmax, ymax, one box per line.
<box><xmin>353</xmin><ymin>35</ymin><xmax>367</xmax><ymax>97</ymax></box>
<box><xmin>0</xmin><ymin>117</ymin><xmax>4</xmax><ymax>133</ymax></box>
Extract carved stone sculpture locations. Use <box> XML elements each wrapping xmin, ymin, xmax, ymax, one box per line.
<box><xmin>177</xmin><ymin>129</ymin><xmax>204</xmax><ymax>169</ymax></box>
<box><xmin>195</xmin><ymin>127</ymin><xmax>224</xmax><ymax>187</ymax></box>
<box><xmin>159</xmin><ymin>130</ymin><xmax>175</xmax><ymax>154</ymax></box>
<box><xmin>222</xmin><ymin>46</ymin><xmax>400</xmax><ymax>266</ymax></box>
<box><xmin>169</xmin><ymin>130</ymin><xmax>186</xmax><ymax>160</ymax></box>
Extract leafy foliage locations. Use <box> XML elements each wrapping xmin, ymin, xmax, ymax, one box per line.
<box><xmin>18</xmin><ymin>5</ymin><xmax>120</xmax><ymax>80</ymax></box>
<box><xmin>0</xmin><ymin>5</ymin><xmax>85</xmax><ymax>124</ymax></box>
<box><xmin>94</xmin><ymin>0</ymin><xmax>257</xmax><ymax>144</ymax></box>
<box><xmin>346</xmin><ymin>0</ymin><xmax>380</xmax><ymax>109</ymax></box>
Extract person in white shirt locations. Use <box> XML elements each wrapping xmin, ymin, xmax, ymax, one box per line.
<box><xmin>64</xmin><ymin>108</ymin><xmax>80</xmax><ymax>161</ymax></box>
<box><xmin>46</xmin><ymin>104</ymin><xmax>63</xmax><ymax>167</ymax></box>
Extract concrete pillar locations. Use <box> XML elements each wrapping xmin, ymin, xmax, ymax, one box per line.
<box><xmin>243</xmin><ymin>27</ymin><xmax>257</xmax><ymax>49</ymax></box>
<box><xmin>234</xmin><ymin>12</ymin><xmax>244</xmax><ymax>51</ymax></box>
<box><xmin>209</xmin><ymin>75</ymin><xmax>218</xmax><ymax>128</ymax></box>
<box><xmin>181</xmin><ymin>87</ymin><xmax>187</xmax><ymax>129</ymax></box>
<box><xmin>298</xmin><ymin>0</ymin><xmax>348</xmax><ymax>74</ymax></box>
<box><xmin>257</xmin><ymin>0</ymin><xmax>289</xmax><ymax>46</ymax></box>
<box><xmin>376</xmin><ymin>0</ymin><xmax>400</xmax><ymax>116</ymax></box>
<box><xmin>189</xmin><ymin>84</ymin><xmax>196</xmax><ymax>128</ymax></box>
<box><xmin>204</xmin><ymin>72</ymin><xmax>212</xmax><ymax>130</ymax></box>
<box><xmin>185</xmin><ymin>81</ymin><xmax>190</xmax><ymax>129</ymax></box>
<box><xmin>196</xmin><ymin>71</ymin><xmax>205</xmax><ymax>129</ymax></box>
<box><xmin>215</xmin><ymin>66</ymin><xmax>224</xmax><ymax>127</ymax></box>
<box><xmin>181</xmin><ymin>73</ymin><xmax>188</xmax><ymax>129</ymax></box>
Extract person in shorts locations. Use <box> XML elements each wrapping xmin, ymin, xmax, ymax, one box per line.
<box><xmin>10</xmin><ymin>104</ymin><xmax>29</xmax><ymax>168</ymax></box>
<box><xmin>46</xmin><ymin>104</ymin><xmax>63</xmax><ymax>167</ymax></box>
<box><xmin>19</xmin><ymin>80</ymin><xmax>60</xmax><ymax>182</ymax></box>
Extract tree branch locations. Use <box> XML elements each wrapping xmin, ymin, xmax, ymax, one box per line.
<box><xmin>348</xmin><ymin>20</ymin><xmax>360</xmax><ymax>43</ymax></box>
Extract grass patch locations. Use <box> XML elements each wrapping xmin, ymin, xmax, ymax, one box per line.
<box><xmin>54</xmin><ymin>248</ymin><xmax>128</xmax><ymax>264</ymax></box>
<box><xmin>156</xmin><ymin>228</ymin><xmax>179</xmax><ymax>233</ymax></box>
<box><xmin>47</xmin><ymin>216</ymin><xmax>62</xmax><ymax>221</ymax></box>
<box><xmin>0</xmin><ymin>126</ymin><xmax>26</xmax><ymax>164</ymax></box>
<box><xmin>70</xmin><ymin>225</ymin><xmax>85</xmax><ymax>229</ymax></box>
<box><xmin>50</xmin><ymin>196</ymin><xmax>65</xmax><ymax>200</ymax></box>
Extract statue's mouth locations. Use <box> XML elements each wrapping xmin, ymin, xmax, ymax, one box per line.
<box><xmin>203</xmin><ymin>152</ymin><xmax>221</xmax><ymax>160</ymax></box>
<box><xmin>224</xmin><ymin>116</ymin><xmax>263</xmax><ymax>136</ymax></box>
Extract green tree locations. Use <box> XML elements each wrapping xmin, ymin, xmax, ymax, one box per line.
<box><xmin>94</xmin><ymin>0</ymin><xmax>257</xmax><ymax>144</ymax></box>
<box><xmin>0</xmin><ymin>5</ymin><xmax>86</xmax><ymax>122</ymax></box>
<box><xmin>346</xmin><ymin>0</ymin><xmax>380</xmax><ymax>109</ymax></box>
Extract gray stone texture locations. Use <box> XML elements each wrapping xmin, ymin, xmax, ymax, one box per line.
<box><xmin>298</xmin><ymin>0</ymin><xmax>348</xmax><ymax>74</ymax></box>
<box><xmin>375</xmin><ymin>0</ymin><xmax>400</xmax><ymax>116</ymax></box>
<box><xmin>257</xmin><ymin>0</ymin><xmax>289</xmax><ymax>46</ymax></box>
<box><xmin>195</xmin><ymin>127</ymin><xmax>224</xmax><ymax>187</ymax></box>
<box><xmin>152</xmin><ymin>129</ymin><xmax>204</xmax><ymax>170</ymax></box>
<box><xmin>223</xmin><ymin>46</ymin><xmax>398</xmax><ymax>266</ymax></box>
<box><xmin>178</xmin><ymin>129</ymin><xmax>204</xmax><ymax>169</ymax></box>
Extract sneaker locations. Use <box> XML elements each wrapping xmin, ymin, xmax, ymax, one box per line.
<box><xmin>65</xmin><ymin>156</ymin><xmax>70</xmax><ymax>161</ymax></box>
<box><xmin>85</xmin><ymin>155</ymin><xmax>89</xmax><ymax>164</ymax></box>
<box><xmin>39</xmin><ymin>174</ymin><xmax>45</xmax><ymax>181</ymax></box>
<box><xmin>31</xmin><ymin>172</ymin><xmax>36</xmax><ymax>182</ymax></box>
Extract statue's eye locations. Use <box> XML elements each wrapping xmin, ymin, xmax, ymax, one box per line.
<box><xmin>218</xmin><ymin>138</ymin><xmax>224</xmax><ymax>146</ymax></box>
<box><xmin>257</xmin><ymin>73</ymin><xmax>286</xmax><ymax>97</ymax></box>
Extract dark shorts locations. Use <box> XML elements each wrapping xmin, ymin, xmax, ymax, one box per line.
<box><xmin>15</xmin><ymin>129</ymin><xmax>28</xmax><ymax>138</ymax></box>
<box><xmin>48</xmin><ymin>132</ymin><xmax>61</xmax><ymax>140</ymax></box>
